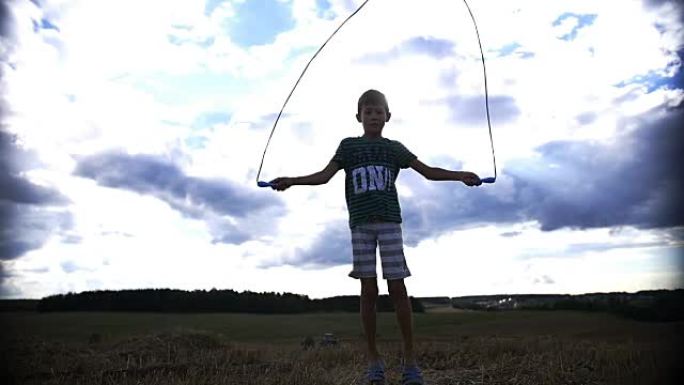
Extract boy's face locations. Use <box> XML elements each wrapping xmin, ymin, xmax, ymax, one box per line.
<box><xmin>357</xmin><ymin>103</ymin><xmax>390</xmax><ymax>137</ymax></box>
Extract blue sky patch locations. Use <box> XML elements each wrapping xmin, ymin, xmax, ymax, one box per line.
<box><xmin>32</xmin><ymin>17</ymin><xmax>59</xmax><ymax>32</ymax></box>
<box><xmin>615</xmin><ymin>71</ymin><xmax>678</xmax><ymax>93</ymax></box>
<box><xmin>193</xmin><ymin>111</ymin><xmax>231</xmax><ymax>130</ymax></box>
<box><xmin>615</xmin><ymin>50</ymin><xmax>683</xmax><ymax>93</ymax></box>
<box><xmin>227</xmin><ymin>0</ymin><xmax>295</xmax><ymax>47</ymax></box>
<box><xmin>553</xmin><ymin>13</ymin><xmax>597</xmax><ymax>41</ymax></box>
<box><xmin>185</xmin><ymin>136</ymin><xmax>209</xmax><ymax>150</ymax></box>
<box><xmin>316</xmin><ymin>0</ymin><xmax>334</xmax><ymax>19</ymax></box>
<box><xmin>495</xmin><ymin>42</ymin><xmax>521</xmax><ymax>57</ymax></box>
<box><xmin>204</xmin><ymin>0</ymin><xmax>225</xmax><ymax>16</ymax></box>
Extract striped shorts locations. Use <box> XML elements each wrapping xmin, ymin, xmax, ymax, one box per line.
<box><xmin>348</xmin><ymin>222</ymin><xmax>411</xmax><ymax>280</ymax></box>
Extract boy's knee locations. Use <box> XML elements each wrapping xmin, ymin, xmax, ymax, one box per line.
<box><xmin>387</xmin><ymin>279</ymin><xmax>407</xmax><ymax>299</ymax></box>
<box><xmin>361</xmin><ymin>277</ymin><xmax>378</xmax><ymax>297</ymax></box>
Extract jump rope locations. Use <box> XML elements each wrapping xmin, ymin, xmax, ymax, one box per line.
<box><xmin>256</xmin><ymin>0</ymin><xmax>497</xmax><ymax>188</ymax></box>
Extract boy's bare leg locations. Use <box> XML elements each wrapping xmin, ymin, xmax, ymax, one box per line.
<box><xmin>360</xmin><ymin>277</ymin><xmax>381</xmax><ymax>364</ymax></box>
<box><xmin>387</xmin><ymin>279</ymin><xmax>416</xmax><ymax>366</ymax></box>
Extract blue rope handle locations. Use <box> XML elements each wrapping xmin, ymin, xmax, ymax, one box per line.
<box><xmin>256</xmin><ymin>0</ymin><xmax>497</xmax><ymax>187</ymax></box>
<box><xmin>461</xmin><ymin>0</ymin><xmax>497</xmax><ymax>184</ymax></box>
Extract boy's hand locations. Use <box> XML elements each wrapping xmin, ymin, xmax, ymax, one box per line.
<box><xmin>460</xmin><ymin>172</ymin><xmax>482</xmax><ymax>186</ymax></box>
<box><xmin>270</xmin><ymin>177</ymin><xmax>294</xmax><ymax>191</ymax></box>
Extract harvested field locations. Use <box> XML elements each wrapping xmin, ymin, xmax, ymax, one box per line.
<box><xmin>1</xmin><ymin>310</ymin><xmax>682</xmax><ymax>384</ymax></box>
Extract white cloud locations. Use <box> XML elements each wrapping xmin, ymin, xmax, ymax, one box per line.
<box><xmin>1</xmin><ymin>0</ymin><xmax>682</xmax><ymax>298</ymax></box>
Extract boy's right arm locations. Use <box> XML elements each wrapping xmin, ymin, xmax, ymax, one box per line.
<box><xmin>270</xmin><ymin>161</ymin><xmax>340</xmax><ymax>191</ymax></box>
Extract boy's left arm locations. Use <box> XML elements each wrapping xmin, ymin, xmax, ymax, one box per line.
<box><xmin>409</xmin><ymin>159</ymin><xmax>482</xmax><ymax>186</ymax></box>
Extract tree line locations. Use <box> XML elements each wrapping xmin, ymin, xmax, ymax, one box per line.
<box><xmin>36</xmin><ymin>289</ymin><xmax>425</xmax><ymax>313</ymax></box>
<box><xmin>529</xmin><ymin>290</ymin><xmax>684</xmax><ymax>322</ymax></box>
<box><xmin>451</xmin><ymin>289</ymin><xmax>684</xmax><ymax>322</ymax></box>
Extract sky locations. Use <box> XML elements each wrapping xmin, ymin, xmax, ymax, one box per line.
<box><xmin>0</xmin><ymin>0</ymin><xmax>682</xmax><ymax>300</ymax></box>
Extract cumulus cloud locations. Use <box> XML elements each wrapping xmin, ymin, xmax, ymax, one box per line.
<box><xmin>73</xmin><ymin>151</ymin><xmax>286</xmax><ymax>244</ymax></box>
<box><xmin>2</xmin><ymin>0</ymin><xmax>683</xmax><ymax>297</ymax></box>
<box><xmin>403</xmin><ymin>102</ymin><xmax>683</xmax><ymax>241</ymax></box>
<box><xmin>642</xmin><ymin>0</ymin><xmax>684</xmax><ymax>27</ymax></box>
<box><xmin>0</xmin><ymin>131</ymin><xmax>72</xmax><ymax>268</ymax></box>
<box><xmin>266</xmin><ymin>221</ymin><xmax>351</xmax><ymax>268</ymax></box>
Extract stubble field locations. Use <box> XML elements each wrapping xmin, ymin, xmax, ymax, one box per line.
<box><xmin>1</xmin><ymin>308</ymin><xmax>682</xmax><ymax>385</ymax></box>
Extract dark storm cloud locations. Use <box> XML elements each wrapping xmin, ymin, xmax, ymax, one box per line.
<box><xmin>278</xmin><ymin>102</ymin><xmax>683</xmax><ymax>268</ymax></box>
<box><xmin>1</xmin><ymin>2</ymin><xmax>73</xmax><ymax>294</ymax></box>
<box><xmin>510</xmin><ymin>111</ymin><xmax>682</xmax><ymax>231</ymax></box>
<box><xmin>0</xmin><ymin>201</ymin><xmax>73</xmax><ymax>260</ymax></box>
<box><xmin>75</xmin><ymin>151</ymin><xmax>282</xmax><ymax>218</ymax></box>
<box><xmin>0</xmin><ymin>173</ymin><xmax>67</xmax><ymax>205</ymax></box>
<box><xmin>0</xmin><ymin>239</ymin><xmax>35</xmax><ymax>261</ymax></box>
<box><xmin>673</xmin><ymin>49</ymin><xmax>684</xmax><ymax>89</ymax></box>
<box><xmin>0</xmin><ymin>132</ymin><xmax>72</xmax><ymax>262</ymax></box>
<box><xmin>208</xmin><ymin>217</ymin><xmax>252</xmax><ymax>245</ymax></box>
<box><xmin>402</xmin><ymin>103</ymin><xmax>684</xmax><ymax>241</ymax></box>
<box><xmin>263</xmin><ymin>221</ymin><xmax>351</xmax><ymax>268</ymax></box>
<box><xmin>399</xmin><ymin>170</ymin><xmax>520</xmax><ymax>246</ymax></box>
<box><xmin>356</xmin><ymin>36</ymin><xmax>455</xmax><ymax>64</ymax></box>
<box><xmin>0</xmin><ymin>1</ymin><xmax>12</xmax><ymax>38</ymax></box>
<box><xmin>74</xmin><ymin>151</ymin><xmax>285</xmax><ymax>244</ymax></box>
<box><xmin>642</xmin><ymin>0</ymin><xmax>684</xmax><ymax>26</ymax></box>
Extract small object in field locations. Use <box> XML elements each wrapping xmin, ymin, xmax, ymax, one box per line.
<box><xmin>320</xmin><ymin>332</ymin><xmax>338</xmax><ymax>347</ymax></box>
<box><xmin>301</xmin><ymin>336</ymin><xmax>315</xmax><ymax>350</ymax></box>
<box><xmin>88</xmin><ymin>333</ymin><xmax>102</xmax><ymax>344</ymax></box>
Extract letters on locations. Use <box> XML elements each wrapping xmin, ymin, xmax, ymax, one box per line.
<box><xmin>352</xmin><ymin>165</ymin><xmax>394</xmax><ymax>194</ymax></box>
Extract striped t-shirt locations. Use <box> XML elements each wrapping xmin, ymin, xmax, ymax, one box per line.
<box><xmin>331</xmin><ymin>136</ymin><xmax>417</xmax><ymax>228</ymax></box>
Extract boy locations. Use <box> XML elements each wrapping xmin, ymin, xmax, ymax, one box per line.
<box><xmin>270</xmin><ymin>89</ymin><xmax>481</xmax><ymax>384</ymax></box>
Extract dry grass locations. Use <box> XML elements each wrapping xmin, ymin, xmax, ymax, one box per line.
<box><xmin>1</xmin><ymin>311</ymin><xmax>682</xmax><ymax>385</ymax></box>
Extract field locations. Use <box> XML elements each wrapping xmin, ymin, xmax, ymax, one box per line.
<box><xmin>1</xmin><ymin>308</ymin><xmax>682</xmax><ymax>385</ymax></box>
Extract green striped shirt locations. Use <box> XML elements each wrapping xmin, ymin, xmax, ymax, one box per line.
<box><xmin>331</xmin><ymin>136</ymin><xmax>417</xmax><ymax>228</ymax></box>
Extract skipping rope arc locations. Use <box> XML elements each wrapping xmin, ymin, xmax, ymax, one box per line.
<box><xmin>256</xmin><ymin>0</ymin><xmax>496</xmax><ymax>188</ymax></box>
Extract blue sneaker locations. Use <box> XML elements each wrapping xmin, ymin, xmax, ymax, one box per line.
<box><xmin>366</xmin><ymin>361</ymin><xmax>385</xmax><ymax>384</ymax></box>
<box><xmin>401</xmin><ymin>363</ymin><xmax>424</xmax><ymax>385</ymax></box>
